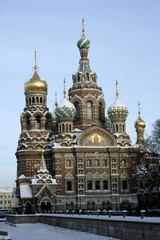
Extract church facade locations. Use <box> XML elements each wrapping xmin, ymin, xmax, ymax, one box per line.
<box><xmin>13</xmin><ymin>22</ymin><xmax>146</xmax><ymax>213</ymax></box>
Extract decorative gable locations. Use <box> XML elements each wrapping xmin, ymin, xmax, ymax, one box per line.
<box><xmin>77</xmin><ymin>126</ymin><xmax>116</xmax><ymax>146</ymax></box>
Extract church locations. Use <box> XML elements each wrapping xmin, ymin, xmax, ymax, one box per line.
<box><xmin>11</xmin><ymin>21</ymin><xmax>146</xmax><ymax>213</ymax></box>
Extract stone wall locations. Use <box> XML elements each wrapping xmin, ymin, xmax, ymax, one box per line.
<box><xmin>6</xmin><ymin>214</ymin><xmax>160</xmax><ymax>240</ymax></box>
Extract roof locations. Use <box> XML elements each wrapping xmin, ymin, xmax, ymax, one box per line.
<box><xmin>20</xmin><ymin>184</ymin><xmax>32</xmax><ymax>199</ymax></box>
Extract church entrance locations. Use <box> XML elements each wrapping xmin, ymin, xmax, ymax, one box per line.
<box><xmin>26</xmin><ymin>202</ymin><xmax>32</xmax><ymax>214</ymax></box>
<box><xmin>40</xmin><ymin>201</ymin><xmax>51</xmax><ymax>213</ymax></box>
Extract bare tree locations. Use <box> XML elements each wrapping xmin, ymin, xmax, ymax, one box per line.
<box><xmin>146</xmin><ymin>119</ymin><xmax>160</xmax><ymax>154</ymax></box>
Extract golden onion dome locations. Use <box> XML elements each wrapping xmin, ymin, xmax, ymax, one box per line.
<box><xmin>134</xmin><ymin>116</ymin><xmax>146</xmax><ymax>130</ymax></box>
<box><xmin>134</xmin><ymin>102</ymin><xmax>146</xmax><ymax>130</ymax></box>
<box><xmin>24</xmin><ymin>51</ymin><xmax>48</xmax><ymax>93</ymax></box>
<box><xmin>24</xmin><ymin>69</ymin><xmax>48</xmax><ymax>92</ymax></box>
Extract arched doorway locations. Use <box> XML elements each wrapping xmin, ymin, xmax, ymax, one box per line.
<box><xmin>26</xmin><ymin>202</ymin><xmax>32</xmax><ymax>214</ymax></box>
<box><xmin>40</xmin><ymin>201</ymin><xmax>52</xmax><ymax>213</ymax></box>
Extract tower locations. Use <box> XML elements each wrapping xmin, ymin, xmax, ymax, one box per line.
<box><xmin>134</xmin><ymin>102</ymin><xmax>146</xmax><ymax>144</ymax></box>
<box><xmin>108</xmin><ymin>81</ymin><xmax>131</xmax><ymax>146</ymax></box>
<box><xmin>16</xmin><ymin>52</ymin><xmax>53</xmax><ymax>178</ymax></box>
<box><xmin>69</xmin><ymin>19</ymin><xmax>105</xmax><ymax>130</ymax></box>
<box><xmin>54</xmin><ymin>79</ymin><xmax>76</xmax><ymax>146</ymax></box>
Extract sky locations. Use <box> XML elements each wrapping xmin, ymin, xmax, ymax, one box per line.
<box><xmin>0</xmin><ymin>0</ymin><xmax>160</xmax><ymax>187</ymax></box>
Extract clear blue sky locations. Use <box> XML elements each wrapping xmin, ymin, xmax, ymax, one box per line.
<box><xmin>0</xmin><ymin>0</ymin><xmax>160</xmax><ymax>187</ymax></box>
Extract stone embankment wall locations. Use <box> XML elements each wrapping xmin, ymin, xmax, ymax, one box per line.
<box><xmin>6</xmin><ymin>214</ymin><xmax>160</xmax><ymax>240</ymax></box>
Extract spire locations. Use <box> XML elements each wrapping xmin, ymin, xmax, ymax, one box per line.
<box><xmin>55</xmin><ymin>91</ymin><xmax>58</xmax><ymax>107</ymax></box>
<box><xmin>116</xmin><ymin>80</ymin><xmax>119</xmax><ymax>99</ymax></box>
<box><xmin>138</xmin><ymin>101</ymin><xmax>141</xmax><ymax>118</ymax></box>
<box><xmin>34</xmin><ymin>50</ymin><xmax>37</xmax><ymax>71</ymax></box>
<box><xmin>39</xmin><ymin>149</ymin><xmax>47</xmax><ymax>171</ymax></box>
<box><xmin>82</xmin><ymin>18</ymin><xmax>85</xmax><ymax>37</ymax></box>
<box><xmin>63</xmin><ymin>78</ymin><xmax>66</xmax><ymax>98</ymax></box>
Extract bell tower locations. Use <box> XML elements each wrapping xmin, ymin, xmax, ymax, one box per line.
<box><xmin>16</xmin><ymin>52</ymin><xmax>53</xmax><ymax>178</ymax></box>
<box><xmin>69</xmin><ymin>19</ymin><xmax>106</xmax><ymax>130</ymax></box>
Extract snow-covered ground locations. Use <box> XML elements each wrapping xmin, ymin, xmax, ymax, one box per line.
<box><xmin>0</xmin><ymin>222</ymin><xmax>119</xmax><ymax>240</ymax></box>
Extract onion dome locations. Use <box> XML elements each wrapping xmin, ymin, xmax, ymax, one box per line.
<box><xmin>77</xmin><ymin>18</ymin><xmax>90</xmax><ymax>49</ymax></box>
<box><xmin>55</xmin><ymin>79</ymin><xmax>76</xmax><ymax>119</ymax></box>
<box><xmin>108</xmin><ymin>81</ymin><xmax>128</xmax><ymax>119</ymax></box>
<box><xmin>24</xmin><ymin>51</ymin><xmax>48</xmax><ymax>92</ymax></box>
<box><xmin>77</xmin><ymin>36</ymin><xmax>91</xmax><ymax>49</ymax></box>
<box><xmin>134</xmin><ymin>102</ymin><xmax>146</xmax><ymax>130</ymax></box>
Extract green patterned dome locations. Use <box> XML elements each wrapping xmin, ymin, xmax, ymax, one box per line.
<box><xmin>108</xmin><ymin>98</ymin><xmax>128</xmax><ymax>120</ymax></box>
<box><xmin>55</xmin><ymin>97</ymin><xmax>76</xmax><ymax>119</ymax></box>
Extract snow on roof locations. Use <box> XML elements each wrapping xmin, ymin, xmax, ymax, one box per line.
<box><xmin>73</xmin><ymin>128</ymin><xmax>82</xmax><ymax>133</ymax></box>
<box><xmin>0</xmin><ymin>187</ymin><xmax>13</xmax><ymax>193</ymax></box>
<box><xmin>19</xmin><ymin>174</ymin><xmax>27</xmax><ymax>179</ymax></box>
<box><xmin>20</xmin><ymin>184</ymin><xmax>32</xmax><ymax>199</ymax></box>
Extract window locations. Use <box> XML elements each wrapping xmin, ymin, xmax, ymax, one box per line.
<box><xmin>122</xmin><ymin>180</ymin><xmax>128</xmax><ymax>190</ymax></box>
<box><xmin>87</xmin><ymin>181</ymin><xmax>92</xmax><ymax>190</ymax></box>
<box><xmin>87</xmin><ymin>160</ymin><xmax>91</xmax><ymax>167</ymax></box>
<box><xmin>75</xmin><ymin>102</ymin><xmax>80</xmax><ymax>120</ymax></box>
<box><xmin>94</xmin><ymin>160</ymin><xmax>99</xmax><ymax>167</ymax></box>
<box><xmin>95</xmin><ymin>180</ymin><xmax>100</xmax><ymax>190</ymax></box>
<box><xmin>102</xmin><ymin>160</ymin><xmax>107</xmax><ymax>167</ymax></box>
<box><xmin>66</xmin><ymin>160</ymin><xmax>71</xmax><ymax>167</ymax></box>
<box><xmin>121</xmin><ymin>159</ymin><xmax>127</xmax><ymax>167</ymax></box>
<box><xmin>35</xmin><ymin>116</ymin><xmax>41</xmax><ymax>129</ymax></box>
<box><xmin>27</xmin><ymin>116</ymin><xmax>31</xmax><ymax>130</ymax></box>
<box><xmin>67</xmin><ymin>181</ymin><xmax>72</xmax><ymax>191</ymax></box>
<box><xmin>116</xmin><ymin>124</ymin><xmax>118</xmax><ymax>132</ymax></box>
<box><xmin>99</xmin><ymin>102</ymin><xmax>103</xmax><ymax>121</ymax></box>
<box><xmin>103</xmin><ymin>180</ymin><xmax>108</xmax><ymax>190</ymax></box>
<box><xmin>87</xmin><ymin>101</ymin><xmax>93</xmax><ymax>120</ymax></box>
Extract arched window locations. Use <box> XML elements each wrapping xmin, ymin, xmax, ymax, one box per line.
<box><xmin>123</xmin><ymin>124</ymin><xmax>125</xmax><ymax>132</ymax></box>
<box><xmin>87</xmin><ymin>101</ymin><xmax>93</xmax><ymax>120</ymax></box>
<box><xmin>103</xmin><ymin>180</ymin><xmax>108</xmax><ymax>190</ymax></box>
<box><xmin>40</xmin><ymin>97</ymin><xmax>42</xmax><ymax>104</ymax></box>
<box><xmin>35</xmin><ymin>116</ymin><xmax>41</xmax><ymax>129</ymax></box>
<box><xmin>95</xmin><ymin>180</ymin><xmax>100</xmax><ymax>190</ymax></box>
<box><xmin>86</xmin><ymin>73</ymin><xmax>89</xmax><ymax>81</ymax></box>
<box><xmin>62</xmin><ymin>123</ymin><xmax>65</xmax><ymax>132</ymax></box>
<box><xmin>116</xmin><ymin>124</ymin><xmax>118</xmax><ymax>132</ymax></box>
<box><xmin>122</xmin><ymin>180</ymin><xmax>128</xmax><ymax>190</ymax></box>
<box><xmin>36</xmin><ymin>97</ymin><xmax>39</xmax><ymax>104</ymax></box>
<box><xmin>75</xmin><ymin>102</ymin><xmax>80</xmax><ymax>120</ymax></box>
<box><xmin>113</xmin><ymin>125</ymin><xmax>115</xmax><ymax>133</ymax></box>
<box><xmin>99</xmin><ymin>102</ymin><xmax>103</xmax><ymax>121</ymax></box>
<box><xmin>29</xmin><ymin>97</ymin><xmax>31</xmax><ymax>105</ymax></box>
<box><xmin>32</xmin><ymin>97</ymin><xmax>35</xmax><ymax>104</ymax></box>
<box><xmin>121</xmin><ymin>159</ymin><xmax>127</xmax><ymax>167</ymax></box>
<box><xmin>69</xmin><ymin>124</ymin><xmax>71</xmax><ymax>132</ymax></box>
<box><xmin>27</xmin><ymin>116</ymin><xmax>31</xmax><ymax>130</ymax></box>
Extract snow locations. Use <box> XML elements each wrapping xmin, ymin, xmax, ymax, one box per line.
<box><xmin>0</xmin><ymin>222</ymin><xmax>118</xmax><ymax>240</ymax></box>
<box><xmin>34</xmin><ymin>213</ymin><xmax>160</xmax><ymax>223</ymax></box>
<box><xmin>0</xmin><ymin>188</ymin><xmax>12</xmax><ymax>193</ymax></box>
<box><xmin>20</xmin><ymin>185</ymin><xmax>32</xmax><ymax>198</ymax></box>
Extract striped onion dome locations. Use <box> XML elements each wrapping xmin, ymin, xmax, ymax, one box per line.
<box><xmin>77</xmin><ymin>35</ymin><xmax>91</xmax><ymax>49</ymax></box>
<box><xmin>55</xmin><ymin>97</ymin><xmax>76</xmax><ymax>119</ymax></box>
